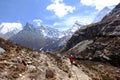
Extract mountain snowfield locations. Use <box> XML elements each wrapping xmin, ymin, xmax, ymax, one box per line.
<box><xmin>0</xmin><ymin>22</ymin><xmax>22</xmax><ymax>34</ymax></box>
<box><xmin>92</xmin><ymin>6</ymin><xmax>114</xmax><ymax>23</ymax></box>
<box><xmin>0</xmin><ymin>22</ymin><xmax>23</xmax><ymax>39</ymax></box>
<box><xmin>63</xmin><ymin>21</ymin><xmax>82</xmax><ymax>36</ymax></box>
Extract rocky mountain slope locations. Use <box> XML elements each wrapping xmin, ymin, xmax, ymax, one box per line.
<box><xmin>0</xmin><ymin>37</ymin><xmax>120</xmax><ymax>80</ymax></box>
<box><xmin>63</xmin><ymin>3</ymin><xmax>120</xmax><ymax>68</ymax></box>
<box><xmin>9</xmin><ymin>23</ymin><xmax>46</xmax><ymax>51</ymax></box>
<box><xmin>9</xmin><ymin>23</ymin><xmax>62</xmax><ymax>51</ymax></box>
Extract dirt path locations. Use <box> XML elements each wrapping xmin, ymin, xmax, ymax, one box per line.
<box><xmin>63</xmin><ymin>59</ymin><xmax>92</xmax><ymax>80</ymax></box>
<box><xmin>15</xmin><ymin>53</ymin><xmax>92</xmax><ymax>80</ymax></box>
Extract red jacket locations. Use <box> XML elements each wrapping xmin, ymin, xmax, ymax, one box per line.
<box><xmin>69</xmin><ymin>55</ymin><xmax>74</xmax><ymax>62</ymax></box>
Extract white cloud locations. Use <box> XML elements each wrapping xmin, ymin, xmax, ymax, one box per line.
<box><xmin>53</xmin><ymin>22</ymin><xmax>61</xmax><ymax>26</ymax></box>
<box><xmin>81</xmin><ymin>0</ymin><xmax>120</xmax><ymax>11</ymax></box>
<box><xmin>0</xmin><ymin>22</ymin><xmax>22</xmax><ymax>34</ymax></box>
<box><xmin>46</xmin><ymin>0</ymin><xmax>76</xmax><ymax>18</ymax></box>
<box><xmin>33</xmin><ymin>19</ymin><xmax>42</xmax><ymax>26</ymax></box>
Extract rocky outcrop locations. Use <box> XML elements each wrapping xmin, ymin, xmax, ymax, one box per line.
<box><xmin>76</xmin><ymin>37</ymin><xmax>120</xmax><ymax>67</ymax></box>
<box><xmin>100</xmin><ymin>19</ymin><xmax>120</xmax><ymax>36</ymax></box>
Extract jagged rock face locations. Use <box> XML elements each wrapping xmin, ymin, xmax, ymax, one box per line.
<box><xmin>63</xmin><ymin>3</ymin><xmax>120</xmax><ymax>68</ymax></box>
<box><xmin>77</xmin><ymin>37</ymin><xmax>120</xmax><ymax>67</ymax></box>
<box><xmin>100</xmin><ymin>20</ymin><xmax>120</xmax><ymax>36</ymax></box>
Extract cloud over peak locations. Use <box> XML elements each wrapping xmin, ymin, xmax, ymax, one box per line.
<box><xmin>33</xmin><ymin>19</ymin><xmax>42</xmax><ymax>26</ymax></box>
<box><xmin>46</xmin><ymin>0</ymin><xmax>76</xmax><ymax>18</ymax></box>
<box><xmin>81</xmin><ymin>0</ymin><xmax>120</xmax><ymax>11</ymax></box>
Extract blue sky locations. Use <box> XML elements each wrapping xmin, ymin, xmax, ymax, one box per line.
<box><xmin>0</xmin><ymin>0</ymin><xmax>119</xmax><ymax>31</ymax></box>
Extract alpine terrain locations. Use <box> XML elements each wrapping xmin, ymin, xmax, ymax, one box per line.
<box><xmin>9</xmin><ymin>21</ymin><xmax>83</xmax><ymax>51</ymax></box>
<box><xmin>0</xmin><ymin>2</ymin><xmax>120</xmax><ymax>80</ymax></box>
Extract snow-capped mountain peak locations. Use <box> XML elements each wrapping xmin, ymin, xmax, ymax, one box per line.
<box><xmin>0</xmin><ymin>22</ymin><xmax>23</xmax><ymax>34</ymax></box>
<box><xmin>22</xmin><ymin>23</ymin><xmax>62</xmax><ymax>39</ymax></box>
<box><xmin>71</xmin><ymin>21</ymin><xmax>83</xmax><ymax>32</ymax></box>
<box><xmin>36</xmin><ymin>25</ymin><xmax>62</xmax><ymax>38</ymax></box>
<box><xmin>24</xmin><ymin>23</ymin><xmax>35</xmax><ymax>31</ymax></box>
<box><xmin>93</xmin><ymin>7</ymin><xmax>112</xmax><ymax>23</ymax></box>
<box><xmin>9</xmin><ymin>21</ymin><xmax>84</xmax><ymax>51</ymax></box>
<box><xmin>63</xmin><ymin>20</ymin><xmax>83</xmax><ymax>36</ymax></box>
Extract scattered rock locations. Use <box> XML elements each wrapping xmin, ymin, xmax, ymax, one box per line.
<box><xmin>45</xmin><ymin>69</ymin><xmax>54</xmax><ymax>79</ymax></box>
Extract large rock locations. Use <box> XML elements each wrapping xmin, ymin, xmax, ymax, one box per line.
<box><xmin>0</xmin><ymin>47</ymin><xmax>5</xmax><ymax>53</ymax></box>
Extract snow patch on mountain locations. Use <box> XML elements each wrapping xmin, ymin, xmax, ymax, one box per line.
<box><xmin>41</xmin><ymin>29</ymin><xmax>47</xmax><ymax>37</ymax></box>
<box><xmin>37</xmin><ymin>26</ymin><xmax>62</xmax><ymax>38</ymax></box>
<box><xmin>0</xmin><ymin>22</ymin><xmax>23</xmax><ymax>34</ymax></box>
<box><xmin>63</xmin><ymin>20</ymin><xmax>82</xmax><ymax>36</ymax></box>
<box><xmin>93</xmin><ymin>7</ymin><xmax>112</xmax><ymax>23</ymax></box>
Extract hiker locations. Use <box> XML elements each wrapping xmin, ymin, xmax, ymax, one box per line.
<box><xmin>69</xmin><ymin>55</ymin><xmax>74</xmax><ymax>64</ymax></box>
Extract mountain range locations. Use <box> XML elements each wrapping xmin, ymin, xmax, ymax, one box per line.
<box><xmin>0</xmin><ymin>6</ymin><xmax>114</xmax><ymax>51</ymax></box>
<box><xmin>9</xmin><ymin>21</ymin><xmax>82</xmax><ymax>51</ymax></box>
